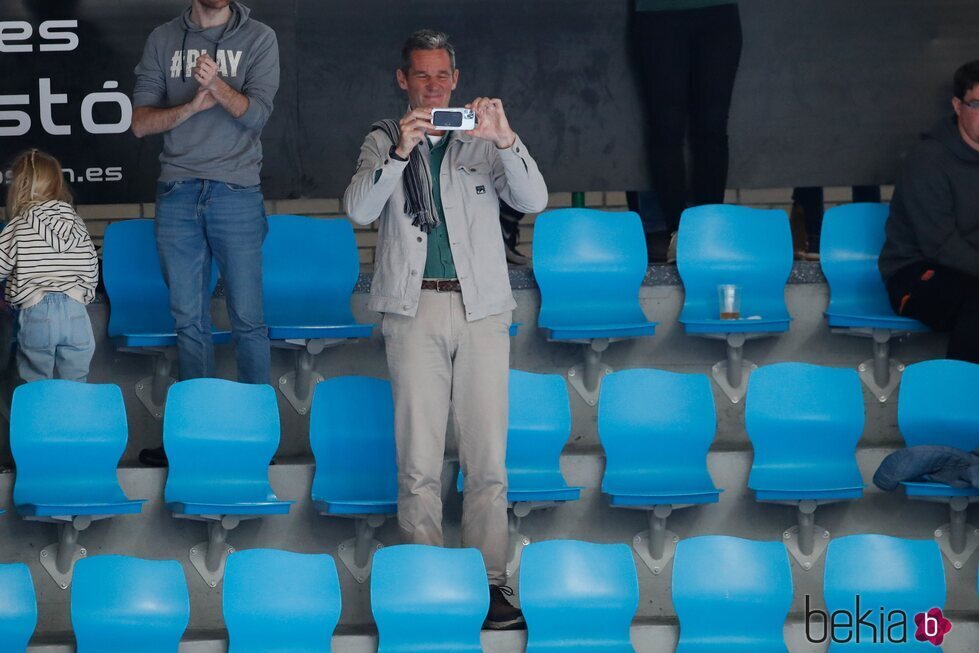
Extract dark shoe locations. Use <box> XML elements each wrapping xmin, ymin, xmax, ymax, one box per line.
<box><xmin>139</xmin><ymin>446</ymin><xmax>168</xmax><ymax>467</ymax></box>
<box><xmin>484</xmin><ymin>585</ymin><xmax>526</xmax><ymax>631</ymax></box>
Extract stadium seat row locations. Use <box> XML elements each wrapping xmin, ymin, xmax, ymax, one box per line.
<box><xmin>5</xmin><ymin>358</ymin><xmax>976</xmax><ymax>589</ymax></box>
<box><xmin>101</xmin><ymin>203</ymin><xmax>917</xmax><ymax>414</ymax></box>
<box><xmin>0</xmin><ymin>536</ymin><xmax>952</xmax><ymax>652</ymax></box>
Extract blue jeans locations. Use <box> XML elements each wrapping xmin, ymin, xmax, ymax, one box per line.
<box><xmin>17</xmin><ymin>293</ymin><xmax>95</xmax><ymax>382</ymax></box>
<box><xmin>155</xmin><ymin>179</ymin><xmax>270</xmax><ymax>384</ymax></box>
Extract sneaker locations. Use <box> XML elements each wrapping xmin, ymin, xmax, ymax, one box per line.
<box><xmin>484</xmin><ymin>585</ymin><xmax>526</xmax><ymax>631</ymax></box>
<box><xmin>138</xmin><ymin>446</ymin><xmax>168</xmax><ymax>467</ymax></box>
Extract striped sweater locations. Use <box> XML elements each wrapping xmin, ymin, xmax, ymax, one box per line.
<box><xmin>0</xmin><ymin>200</ymin><xmax>98</xmax><ymax>309</ymax></box>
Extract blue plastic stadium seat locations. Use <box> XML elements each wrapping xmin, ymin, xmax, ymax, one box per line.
<box><xmin>224</xmin><ymin>549</ymin><xmax>341</xmax><ymax>653</ymax></box>
<box><xmin>458</xmin><ymin>370</ymin><xmax>581</xmax><ymax>503</ymax></box>
<box><xmin>599</xmin><ymin>369</ymin><xmax>720</xmax><ymax>506</ymax></box>
<box><xmin>164</xmin><ymin>379</ymin><xmax>292</xmax><ymax>515</ymax></box>
<box><xmin>0</xmin><ymin>564</ymin><xmax>37</xmax><ymax>652</ymax></box>
<box><xmin>11</xmin><ymin>381</ymin><xmax>144</xmax><ymax>517</ymax></box>
<box><xmin>372</xmin><ymin>545</ymin><xmax>488</xmax><ymax>653</ymax></box>
<box><xmin>673</xmin><ymin>536</ymin><xmax>792</xmax><ymax>653</ymax></box>
<box><xmin>897</xmin><ymin>360</ymin><xmax>979</xmax><ymax>498</ymax></box>
<box><xmin>263</xmin><ymin>215</ymin><xmax>374</xmax><ymax>341</ymax></box>
<box><xmin>72</xmin><ymin>556</ymin><xmax>189</xmax><ymax>653</ymax></box>
<box><xmin>103</xmin><ymin>219</ymin><xmax>230</xmax><ymax>348</ymax></box>
<box><xmin>676</xmin><ymin>205</ymin><xmax>792</xmax><ymax>334</ymax></box>
<box><xmin>821</xmin><ymin>203</ymin><xmax>927</xmax><ymax>331</ymax></box>
<box><xmin>825</xmin><ymin>535</ymin><xmax>946</xmax><ymax>651</ymax></box>
<box><xmin>310</xmin><ymin>376</ymin><xmax>397</xmax><ymax>516</ymax></box>
<box><xmin>745</xmin><ymin>363</ymin><xmax>865</xmax><ymax>501</ymax></box>
<box><xmin>534</xmin><ymin>209</ymin><xmax>657</xmax><ymax>340</ymax></box>
<box><xmin>521</xmin><ymin>540</ymin><xmax>638</xmax><ymax>653</ymax></box>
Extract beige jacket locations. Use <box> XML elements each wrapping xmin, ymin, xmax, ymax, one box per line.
<box><xmin>344</xmin><ymin>128</ymin><xmax>548</xmax><ymax>320</ymax></box>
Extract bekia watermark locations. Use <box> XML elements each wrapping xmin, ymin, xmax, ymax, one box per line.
<box><xmin>806</xmin><ymin>595</ymin><xmax>952</xmax><ymax>646</ymax></box>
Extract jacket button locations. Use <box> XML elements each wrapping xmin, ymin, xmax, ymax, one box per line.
<box><xmin>417</xmin><ymin>236</ymin><xmax>423</xmax><ymax>243</ymax></box>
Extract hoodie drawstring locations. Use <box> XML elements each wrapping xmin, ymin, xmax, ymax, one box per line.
<box><xmin>180</xmin><ymin>29</ymin><xmax>188</xmax><ymax>82</ymax></box>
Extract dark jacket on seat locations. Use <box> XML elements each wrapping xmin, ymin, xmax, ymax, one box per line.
<box><xmin>874</xmin><ymin>445</ymin><xmax>979</xmax><ymax>491</ymax></box>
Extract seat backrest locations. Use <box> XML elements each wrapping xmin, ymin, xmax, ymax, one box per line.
<box><xmin>263</xmin><ymin>215</ymin><xmax>360</xmax><ymax>328</ymax></box>
<box><xmin>310</xmin><ymin>376</ymin><xmax>397</xmax><ymax>507</ymax></box>
<box><xmin>163</xmin><ymin>379</ymin><xmax>281</xmax><ymax>506</ymax></box>
<box><xmin>676</xmin><ymin>204</ymin><xmax>792</xmax><ymax>322</ymax></box>
<box><xmin>371</xmin><ymin>545</ymin><xmax>487</xmax><ymax>653</ymax></box>
<box><xmin>11</xmin><ymin>380</ymin><xmax>130</xmax><ymax>508</ymax></box>
<box><xmin>673</xmin><ymin>536</ymin><xmax>792</xmax><ymax>652</ymax></box>
<box><xmin>825</xmin><ymin>535</ymin><xmax>945</xmax><ymax>648</ymax></box>
<box><xmin>224</xmin><ymin>549</ymin><xmax>341</xmax><ymax>653</ymax></box>
<box><xmin>898</xmin><ymin>360</ymin><xmax>979</xmax><ymax>450</ymax></box>
<box><xmin>598</xmin><ymin>369</ymin><xmax>717</xmax><ymax>492</ymax></box>
<box><xmin>520</xmin><ymin>540</ymin><xmax>638</xmax><ymax>651</ymax></box>
<box><xmin>506</xmin><ymin>369</ymin><xmax>572</xmax><ymax>479</ymax></box>
<box><xmin>533</xmin><ymin>209</ymin><xmax>648</xmax><ymax>326</ymax></box>
<box><xmin>102</xmin><ymin>219</ymin><xmax>217</xmax><ymax>338</ymax></box>
<box><xmin>745</xmin><ymin>363</ymin><xmax>864</xmax><ymax>477</ymax></box>
<box><xmin>0</xmin><ymin>564</ymin><xmax>37</xmax><ymax>653</ymax></box>
<box><xmin>72</xmin><ymin>555</ymin><xmax>189</xmax><ymax>653</ymax></box>
<box><xmin>820</xmin><ymin>203</ymin><xmax>896</xmax><ymax>317</ymax></box>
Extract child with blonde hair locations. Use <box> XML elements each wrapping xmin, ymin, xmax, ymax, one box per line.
<box><xmin>0</xmin><ymin>149</ymin><xmax>98</xmax><ymax>382</ymax></box>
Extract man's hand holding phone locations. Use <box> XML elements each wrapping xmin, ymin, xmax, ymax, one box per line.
<box><xmin>395</xmin><ymin>107</ymin><xmax>433</xmax><ymax>159</ymax></box>
<box><xmin>466</xmin><ymin>97</ymin><xmax>516</xmax><ymax>149</ymax></box>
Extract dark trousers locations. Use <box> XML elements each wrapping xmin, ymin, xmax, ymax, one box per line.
<box><xmin>886</xmin><ymin>262</ymin><xmax>979</xmax><ymax>363</ymax></box>
<box><xmin>793</xmin><ymin>186</ymin><xmax>881</xmax><ymax>252</ymax></box>
<box><xmin>632</xmin><ymin>3</ymin><xmax>742</xmax><ymax>233</ymax></box>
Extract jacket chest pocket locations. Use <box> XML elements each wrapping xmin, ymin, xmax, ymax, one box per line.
<box><xmin>457</xmin><ymin>166</ymin><xmax>497</xmax><ymax>204</ymax></box>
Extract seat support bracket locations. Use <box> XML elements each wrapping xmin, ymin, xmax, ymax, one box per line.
<box><xmin>338</xmin><ymin>514</ymin><xmax>387</xmax><ymax>584</ymax></box>
<box><xmin>38</xmin><ymin>515</ymin><xmax>94</xmax><ymax>590</ymax></box>
<box><xmin>856</xmin><ymin>329</ymin><xmax>904</xmax><ymax>403</ymax></box>
<box><xmin>934</xmin><ymin>497</ymin><xmax>979</xmax><ymax>570</ymax></box>
<box><xmin>633</xmin><ymin>505</ymin><xmax>678</xmax><ymax>575</ymax></box>
<box><xmin>568</xmin><ymin>338</ymin><xmax>611</xmax><ymax>406</ymax></box>
<box><xmin>711</xmin><ymin>333</ymin><xmax>756</xmax><ymax>403</ymax></box>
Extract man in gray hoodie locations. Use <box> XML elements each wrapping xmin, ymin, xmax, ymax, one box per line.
<box><xmin>131</xmin><ymin>0</ymin><xmax>278</xmax><ymax>392</ymax></box>
<box><xmin>879</xmin><ymin>61</ymin><xmax>979</xmax><ymax>364</ymax></box>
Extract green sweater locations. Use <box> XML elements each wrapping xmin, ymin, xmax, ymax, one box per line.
<box><xmin>635</xmin><ymin>0</ymin><xmax>735</xmax><ymax>11</ymax></box>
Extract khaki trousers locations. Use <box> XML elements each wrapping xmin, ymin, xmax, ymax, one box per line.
<box><xmin>382</xmin><ymin>290</ymin><xmax>511</xmax><ymax>584</ymax></box>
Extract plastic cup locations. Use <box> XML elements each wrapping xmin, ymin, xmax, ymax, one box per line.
<box><xmin>718</xmin><ymin>284</ymin><xmax>741</xmax><ymax>319</ymax></box>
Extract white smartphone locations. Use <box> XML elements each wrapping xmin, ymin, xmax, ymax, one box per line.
<box><xmin>431</xmin><ymin>108</ymin><xmax>476</xmax><ymax>130</ymax></box>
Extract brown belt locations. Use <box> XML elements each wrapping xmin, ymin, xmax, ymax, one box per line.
<box><xmin>420</xmin><ymin>279</ymin><xmax>462</xmax><ymax>292</ymax></box>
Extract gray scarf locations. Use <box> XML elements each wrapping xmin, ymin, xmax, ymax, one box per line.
<box><xmin>371</xmin><ymin>119</ymin><xmax>440</xmax><ymax>233</ymax></box>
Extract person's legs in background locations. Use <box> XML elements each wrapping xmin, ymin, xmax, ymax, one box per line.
<box><xmin>499</xmin><ymin>201</ymin><xmax>530</xmax><ymax>266</ymax></box>
<box><xmin>688</xmin><ymin>3</ymin><xmax>742</xmax><ymax>208</ymax></box>
<box><xmin>791</xmin><ymin>185</ymin><xmax>881</xmax><ymax>260</ymax></box>
<box><xmin>790</xmin><ymin>186</ymin><xmax>823</xmax><ymax>259</ymax></box>
<box><xmin>633</xmin><ymin>9</ymin><xmax>691</xmax><ymax>262</ymax></box>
